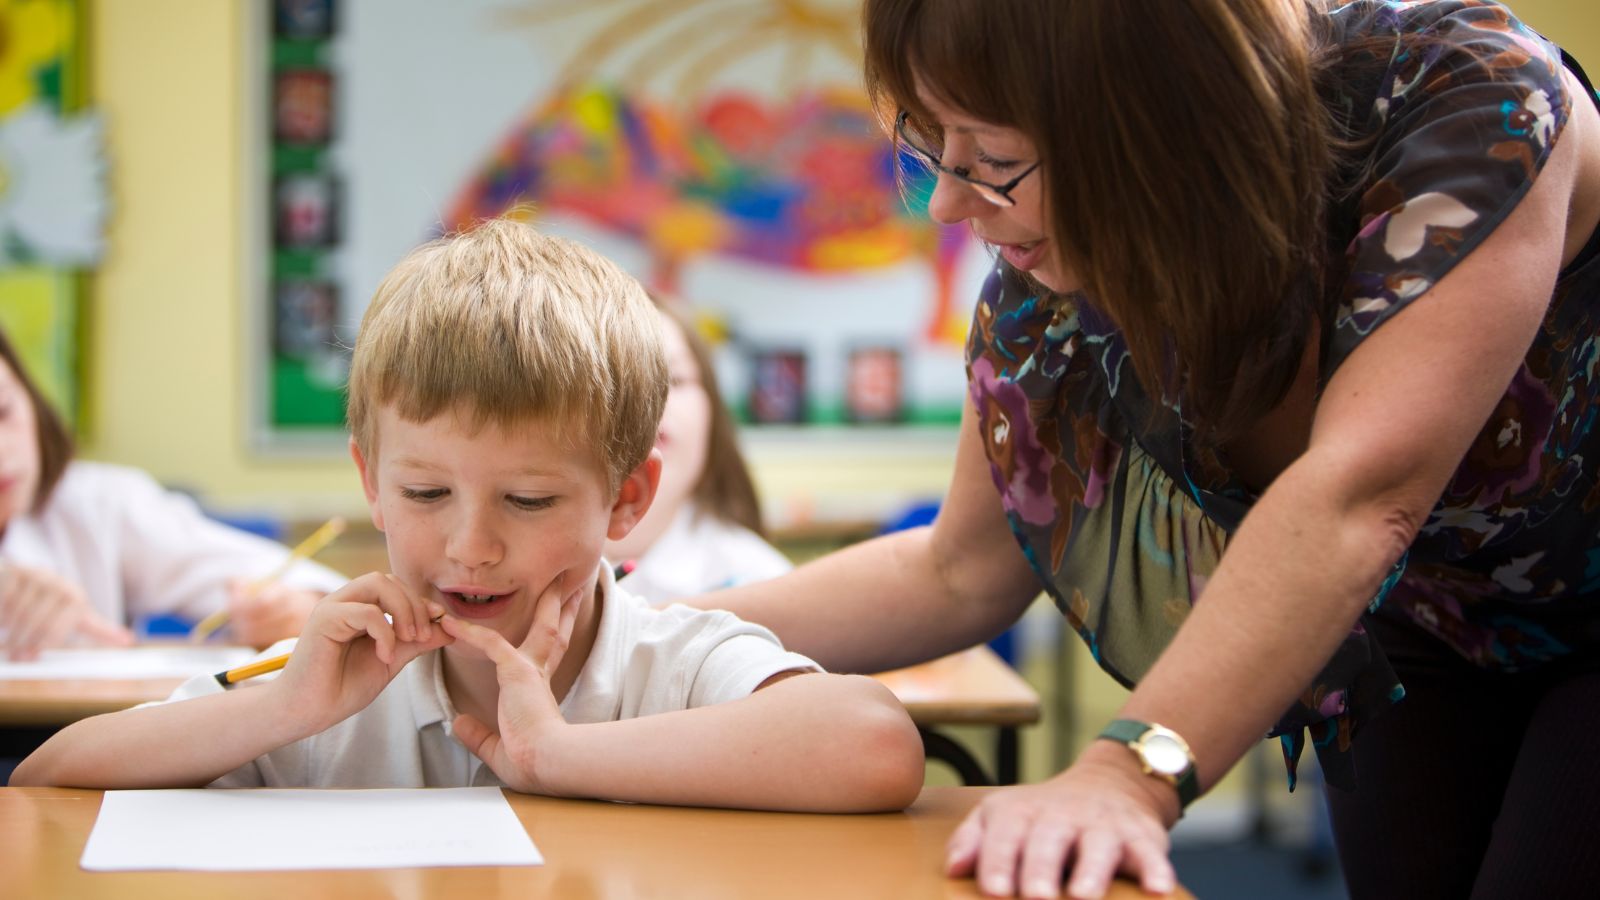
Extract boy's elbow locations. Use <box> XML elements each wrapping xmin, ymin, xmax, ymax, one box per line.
<box><xmin>9</xmin><ymin>756</ymin><xmax>43</xmax><ymax>787</ymax></box>
<box><xmin>10</xmin><ymin>751</ymin><xmax>65</xmax><ymax>788</ymax></box>
<box><xmin>833</xmin><ymin>676</ymin><xmax>925</xmax><ymax>812</ymax></box>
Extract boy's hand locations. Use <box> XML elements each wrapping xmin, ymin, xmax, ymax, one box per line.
<box><xmin>0</xmin><ymin>561</ymin><xmax>134</xmax><ymax>660</ymax></box>
<box><xmin>273</xmin><ymin>572</ymin><xmax>451</xmax><ymax>735</ymax></box>
<box><xmin>226</xmin><ymin>579</ymin><xmax>323</xmax><ymax>649</ymax></box>
<box><xmin>442</xmin><ymin>579</ymin><xmax>582</xmax><ymax>794</ymax></box>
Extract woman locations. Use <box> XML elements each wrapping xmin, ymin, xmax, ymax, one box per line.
<box><xmin>690</xmin><ymin>1</ymin><xmax>1600</xmax><ymax>897</ymax></box>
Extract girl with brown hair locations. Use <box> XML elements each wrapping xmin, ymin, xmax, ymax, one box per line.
<box><xmin>689</xmin><ymin>1</ymin><xmax>1600</xmax><ymax>896</ymax></box>
<box><xmin>604</xmin><ymin>297</ymin><xmax>791</xmax><ymax>604</ymax></box>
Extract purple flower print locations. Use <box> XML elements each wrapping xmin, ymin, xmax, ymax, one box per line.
<box><xmin>971</xmin><ymin>357</ymin><xmax>1059</xmax><ymax>526</ymax></box>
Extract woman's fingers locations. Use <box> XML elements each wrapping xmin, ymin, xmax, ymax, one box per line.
<box><xmin>975</xmin><ymin>805</ymin><xmax>1031</xmax><ymax>896</ymax></box>
<box><xmin>1063</xmin><ymin>829</ymin><xmax>1121</xmax><ymax>899</ymax></box>
<box><xmin>946</xmin><ymin>808</ymin><xmax>986</xmax><ymax>876</ymax></box>
<box><xmin>1122</xmin><ymin>834</ymin><xmax>1175</xmax><ymax>895</ymax></box>
<box><xmin>1017</xmin><ymin>816</ymin><xmax>1077</xmax><ymax>900</ymax></box>
<box><xmin>948</xmin><ymin>775</ymin><xmax>1178</xmax><ymax>899</ymax></box>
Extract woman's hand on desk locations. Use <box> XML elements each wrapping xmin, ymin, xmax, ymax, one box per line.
<box><xmin>947</xmin><ymin>745</ymin><xmax>1178</xmax><ymax>899</ymax></box>
<box><xmin>226</xmin><ymin>579</ymin><xmax>323</xmax><ymax>649</ymax></box>
<box><xmin>273</xmin><ymin>572</ymin><xmax>451</xmax><ymax>735</ymax></box>
<box><xmin>0</xmin><ymin>561</ymin><xmax>133</xmax><ymax>660</ymax></box>
<box><xmin>442</xmin><ymin>580</ymin><xmax>581</xmax><ymax>794</ymax></box>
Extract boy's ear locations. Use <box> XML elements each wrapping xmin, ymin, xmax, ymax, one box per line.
<box><xmin>349</xmin><ymin>437</ymin><xmax>386</xmax><ymax>532</ymax></box>
<box><xmin>607</xmin><ymin>448</ymin><xmax>662</xmax><ymax>541</ymax></box>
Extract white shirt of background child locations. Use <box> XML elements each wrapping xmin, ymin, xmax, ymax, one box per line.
<box><xmin>620</xmin><ymin>504</ymin><xmax>792</xmax><ymax>606</ymax></box>
<box><xmin>0</xmin><ymin>462</ymin><xmax>346</xmax><ymax>627</ymax></box>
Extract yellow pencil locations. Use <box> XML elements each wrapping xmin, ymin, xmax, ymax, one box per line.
<box><xmin>190</xmin><ymin>516</ymin><xmax>348</xmax><ymax>644</ymax></box>
<box><xmin>213</xmin><ymin>651</ymin><xmax>291</xmax><ymax>686</ymax></box>
<box><xmin>212</xmin><ymin>613</ymin><xmax>445</xmax><ymax>686</ymax></box>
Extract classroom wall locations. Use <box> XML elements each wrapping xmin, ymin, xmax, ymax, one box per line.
<box><xmin>87</xmin><ymin>0</ymin><xmax>360</xmax><ymax>515</ymax></box>
<box><xmin>83</xmin><ymin>0</ymin><xmax>1600</xmax><ymax>521</ymax></box>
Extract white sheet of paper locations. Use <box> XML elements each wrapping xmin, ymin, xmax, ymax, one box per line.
<box><xmin>80</xmin><ymin>787</ymin><xmax>543</xmax><ymax>871</ymax></box>
<box><xmin>0</xmin><ymin>646</ymin><xmax>255</xmax><ymax>680</ymax></box>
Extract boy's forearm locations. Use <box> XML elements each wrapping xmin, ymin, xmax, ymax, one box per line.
<box><xmin>11</xmin><ymin>684</ymin><xmax>310</xmax><ymax>789</ymax></box>
<box><xmin>540</xmin><ymin>674</ymin><xmax>924</xmax><ymax>813</ymax></box>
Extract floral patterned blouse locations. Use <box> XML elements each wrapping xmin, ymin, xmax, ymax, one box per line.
<box><xmin>965</xmin><ymin>0</ymin><xmax>1600</xmax><ymax>789</ymax></box>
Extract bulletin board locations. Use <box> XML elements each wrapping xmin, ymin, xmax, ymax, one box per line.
<box><xmin>0</xmin><ymin>0</ymin><xmax>103</xmax><ymax>429</ymax></box>
<box><xmin>253</xmin><ymin>0</ymin><xmax>994</xmax><ymax>447</ymax></box>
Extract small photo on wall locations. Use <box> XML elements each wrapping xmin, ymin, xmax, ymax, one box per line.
<box><xmin>845</xmin><ymin>345</ymin><xmax>903</xmax><ymax>424</ymax></box>
<box><xmin>274</xmin><ymin>173</ymin><xmax>340</xmax><ymax>248</ymax></box>
<box><xmin>274</xmin><ymin>69</ymin><xmax>334</xmax><ymax>145</ymax></box>
<box><xmin>275</xmin><ymin>0</ymin><xmax>336</xmax><ymax>39</ymax></box>
<box><xmin>274</xmin><ymin>280</ymin><xmax>339</xmax><ymax>357</ymax></box>
<box><xmin>747</xmin><ymin>348</ymin><xmax>807</xmax><ymax>425</ymax></box>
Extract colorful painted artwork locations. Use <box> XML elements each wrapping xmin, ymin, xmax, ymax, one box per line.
<box><xmin>442</xmin><ymin>86</ymin><xmax>968</xmax><ymax>347</ymax></box>
<box><xmin>0</xmin><ymin>0</ymin><xmax>103</xmax><ymax>427</ymax></box>
<box><xmin>261</xmin><ymin>0</ymin><xmax>984</xmax><ymax>435</ymax></box>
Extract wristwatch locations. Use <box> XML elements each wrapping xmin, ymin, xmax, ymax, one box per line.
<box><xmin>1097</xmin><ymin>719</ymin><xmax>1199</xmax><ymax>809</ymax></box>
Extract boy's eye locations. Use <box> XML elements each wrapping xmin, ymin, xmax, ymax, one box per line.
<box><xmin>508</xmin><ymin>495</ymin><xmax>556</xmax><ymax>511</ymax></box>
<box><xmin>399</xmin><ymin>487</ymin><xmax>447</xmax><ymax>502</ymax></box>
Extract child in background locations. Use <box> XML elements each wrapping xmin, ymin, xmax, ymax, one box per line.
<box><xmin>0</xmin><ymin>329</ymin><xmax>344</xmax><ymax>659</ymax></box>
<box><xmin>603</xmin><ymin>297</ymin><xmax>791</xmax><ymax>605</ymax></box>
<box><xmin>14</xmin><ymin>220</ymin><xmax>925</xmax><ymax>813</ymax></box>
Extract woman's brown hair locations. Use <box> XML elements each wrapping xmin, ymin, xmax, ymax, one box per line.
<box><xmin>650</xmin><ymin>296</ymin><xmax>768</xmax><ymax>538</ymax></box>
<box><xmin>0</xmin><ymin>326</ymin><xmax>75</xmax><ymax>510</ymax></box>
<box><xmin>865</xmin><ymin>0</ymin><xmax>1347</xmax><ymax>443</ymax></box>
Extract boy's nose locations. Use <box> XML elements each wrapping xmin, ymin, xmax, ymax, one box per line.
<box><xmin>445</xmin><ymin>516</ymin><xmax>505</xmax><ymax>569</ymax></box>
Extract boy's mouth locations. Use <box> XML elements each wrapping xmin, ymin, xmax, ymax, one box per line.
<box><xmin>437</xmin><ymin>586</ymin><xmax>516</xmax><ymax>620</ymax></box>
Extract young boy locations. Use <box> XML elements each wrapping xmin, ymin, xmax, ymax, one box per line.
<box><xmin>13</xmin><ymin>220</ymin><xmax>925</xmax><ymax>813</ymax></box>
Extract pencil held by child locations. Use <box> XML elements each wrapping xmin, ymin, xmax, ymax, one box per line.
<box><xmin>191</xmin><ymin>516</ymin><xmax>347</xmax><ymax>644</ymax></box>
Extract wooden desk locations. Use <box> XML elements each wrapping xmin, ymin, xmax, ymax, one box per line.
<box><xmin>0</xmin><ymin>676</ymin><xmax>182</xmax><ymax>728</ymax></box>
<box><xmin>0</xmin><ymin>646</ymin><xmax>1042</xmax><ymax>787</ymax></box>
<box><xmin>0</xmin><ymin>675</ymin><xmax>191</xmax><ymax>759</ymax></box>
<box><xmin>0</xmin><ymin>786</ymin><xmax>1190</xmax><ymax>899</ymax></box>
<box><xmin>873</xmin><ymin>646</ymin><xmax>1041</xmax><ymax>786</ymax></box>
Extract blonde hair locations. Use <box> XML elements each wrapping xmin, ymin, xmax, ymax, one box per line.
<box><xmin>347</xmin><ymin>218</ymin><xmax>667</xmax><ymax>491</ymax></box>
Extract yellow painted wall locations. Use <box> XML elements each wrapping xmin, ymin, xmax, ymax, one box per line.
<box><xmin>86</xmin><ymin>0</ymin><xmax>363</xmax><ymax>516</ymax></box>
<box><xmin>83</xmin><ymin>0</ymin><xmax>1600</xmax><ymax>522</ymax></box>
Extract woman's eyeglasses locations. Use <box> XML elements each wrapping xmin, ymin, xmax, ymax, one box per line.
<box><xmin>895</xmin><ymin>110</ymin><xmax>1039</xmax><ymax>208</ymax></box>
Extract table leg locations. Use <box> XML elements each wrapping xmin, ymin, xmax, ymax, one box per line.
<box><xmin>996</xmin><ymin>727</ymin><xmax>1019</xmax><ymax>785</ymax></box>
<box><xmin>919</xmin><ymin>728</ymin><xmax>994</xmax><ymax>786</ymax></box>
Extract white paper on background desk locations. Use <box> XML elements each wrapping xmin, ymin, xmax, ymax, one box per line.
<box><xmin>80</xmin><ymin>787</ymin><xmax>543</xmax><ymax>871</ymax></box>
<box><xmin>0</xmin><ymin>646</ymin><xmax>255</xmax><ymax>680</ymax></box>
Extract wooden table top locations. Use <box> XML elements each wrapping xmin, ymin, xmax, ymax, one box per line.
<box><xmin>0</xmin><ymin>786</ymin><xmax>1189</xmax><ymax>900</ymax></box>
<box><xmin>0</xmin><ymin>646</ymin><xmax>1041</xmax><ymax>729</ymax></box>
<box><xmin>874</xmin><ymin>646</ymin><xmax>1041</xmax><ymax>727</ymax></box>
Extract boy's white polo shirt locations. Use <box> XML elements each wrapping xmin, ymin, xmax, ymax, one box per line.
<box><xmin>154</xmin><ymin>565</ymin><xmax>818</xmax><ymax>789</ymax></box>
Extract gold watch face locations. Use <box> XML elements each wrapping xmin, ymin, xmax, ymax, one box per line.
<box><xmin>1137</xmin><ymin>732</ymin><xmax>1192</xmax><ymax>778</ymax></box>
